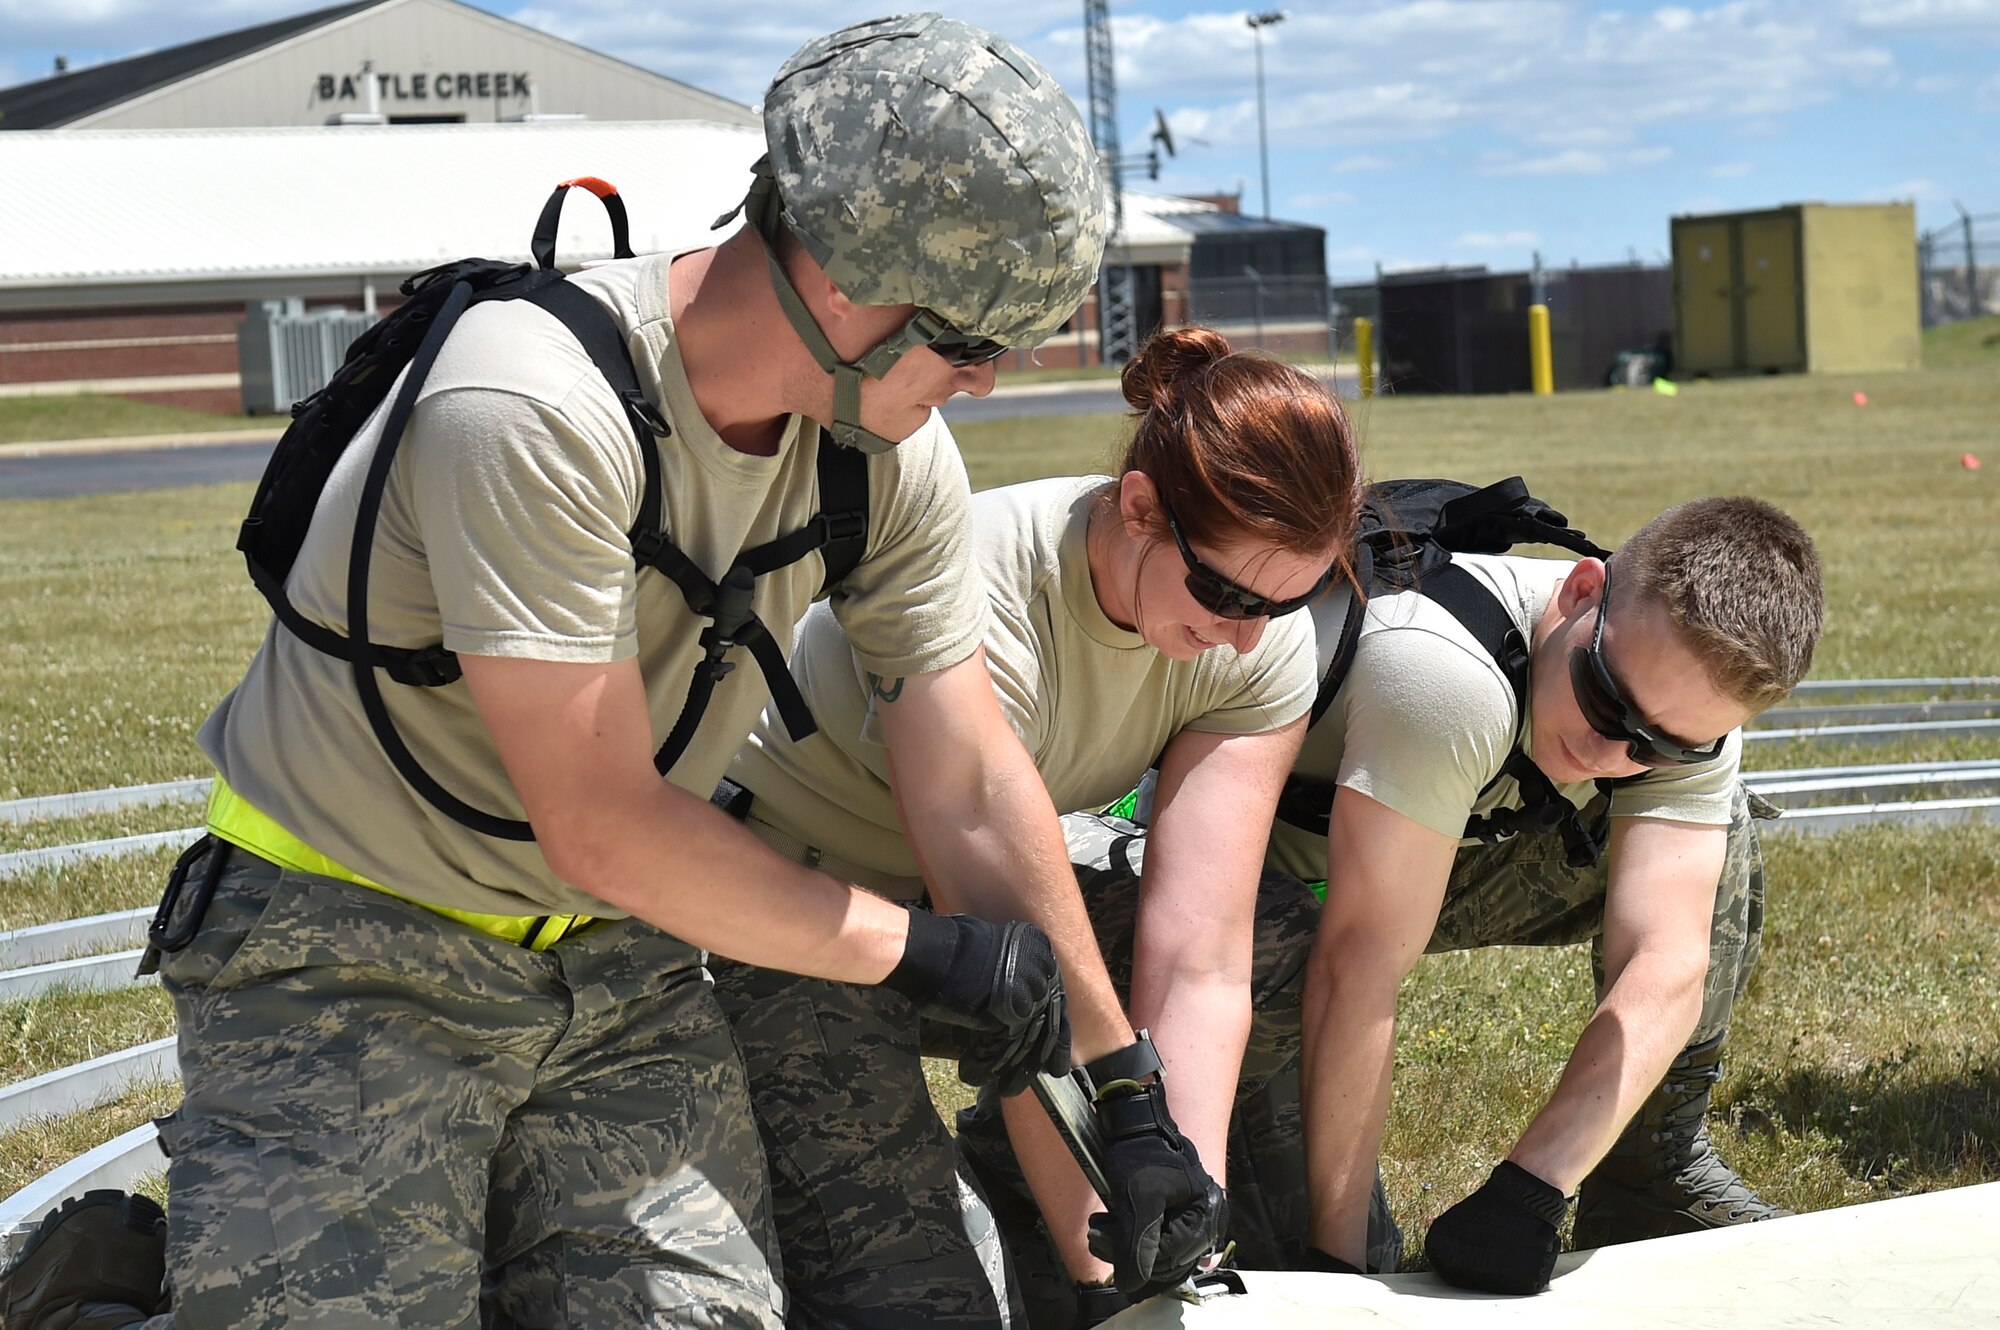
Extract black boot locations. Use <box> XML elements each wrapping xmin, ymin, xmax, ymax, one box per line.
<box><xmin>0</xmin><ymin>1190</ymin><xmax>166</xmax><ymax>1330</ymax></box>
<box><xmin>1573</xmin><ymin>1034</ymin><xmax>1790</xmax><ymax>1248</ymax></box>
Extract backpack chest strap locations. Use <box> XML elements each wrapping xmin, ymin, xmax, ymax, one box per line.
<box><xmin>1422</xmin><ymin>562</ymin><xmax>1608</xmax><ymax>868</ymax></box>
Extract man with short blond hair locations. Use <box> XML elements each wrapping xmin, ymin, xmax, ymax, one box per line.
<box><xmin>1255</xmin><ymin>493</ymin><xmax>1825</xmax><ymax>1295</ymax></box>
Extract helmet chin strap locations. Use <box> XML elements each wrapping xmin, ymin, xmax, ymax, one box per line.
<box><xmin>714</xmin><ymin>161</ymin><xmax>907</xmax><ymax>455</ymax></box>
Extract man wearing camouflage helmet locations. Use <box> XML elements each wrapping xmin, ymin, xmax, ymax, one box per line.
<box><xmin>0</xmin><ymin>15</ymin><xmax>1111</xmax><ymax>1330</ymax></box>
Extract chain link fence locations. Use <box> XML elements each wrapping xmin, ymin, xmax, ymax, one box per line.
<box><xmin>1184</xmin><ymin>274</ymin><xmax>1335</xmax><ymax>358</ymax></box>
<box><xmin>1920</xmin><ymin>211</ymin><xmax>2000</xmax><ymax>327</ymax></box>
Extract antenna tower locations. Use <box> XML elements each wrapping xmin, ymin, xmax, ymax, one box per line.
<box><xmin>1083</xmin><ymin>0</ymin><xmax>1137</xmax><ymax>364</ymax></box>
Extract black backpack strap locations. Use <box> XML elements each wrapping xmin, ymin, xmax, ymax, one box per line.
<box><xmin>339</xmin><ymin>269</ymin><xmax>657</xmax><ymax>842</ymax></box>
<box><xmin>1425</xmin><ymin>562</ymin><xmax>1606</xmax><ymax>868</ymax></box>
<box><xmin>345</xmin><ymin>275</ymin><xmax>537</xmax><ymax>841</ymax></box>
<box><xmin>1308</xmin><ymin>541</ymin><xmax>1372</xmax><ymax>731</ymax></box>
<box><xmin>813</xmin><ymin>431</ymin><xmax>870</xmax><ymax>595</ymax></box>
<box><xmin>1273</xmin><ymin>544</ymin><xmax>1371</xmax><ymax>836</ymax></box>
<box><xmin>625</xmin><ymin>429</ymin><xmax>871</xmax><ymax>778</ymax></box>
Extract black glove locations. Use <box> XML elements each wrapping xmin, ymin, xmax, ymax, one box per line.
<box><xmin>1302</xmin><ymin>1245</ymin><xmax>1365</xmax><ymax>1276</ymax></box>
<box><xmin>1084</xmin><ymin>1080</ymin><xmax>1228</xmax><ymax>1302</ymax></box>
<box><xmin>1423</xmin><ymin>1160</ymin><xmax>1570</xmax><ymax>1295</ymax></box>
<box><xmin>1076</xmin><ymin>1282</ymin><xmax>1131</xmax><ymax>1327</ymax></box>
<box><xmin>881</xmin><ymin>911</ymin><xmax>1069</xmax><ymax>1096</ymax></box>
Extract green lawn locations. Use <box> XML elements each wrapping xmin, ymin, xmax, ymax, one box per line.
<box><xmin>1922</xmin><ymin>313</ymin><xmax>2000</xmax><ymax>371</ymax></box>
<box><xmin>1</xmin><ymin>358</ymin><xmax>1995</xmax><ymax>1256</ymax></box>
<box><xmin>0</xmin><ymin>394</ymin><xmax>277</xmax><ymax>446</ymax></box>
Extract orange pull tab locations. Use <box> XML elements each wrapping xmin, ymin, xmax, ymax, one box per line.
<box><xmin>560</xmin><ymin>176</ymin><xmax>618</xmax><ymax>199</ymax></box>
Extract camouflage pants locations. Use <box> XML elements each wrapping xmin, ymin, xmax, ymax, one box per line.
<box><xmin>960</xmin><ymin>789</ymin><xmax>1769</xmax><ymax>1309</ymax></box>
<box><xmin>708</xmin><ymin>958</ymin><xmax>1019</xmax><ymax>1329</ymax></box>
<box><xmin>142</xmin><ymin>845</ymin><xmax>783</xmax><ymax>1330</ymax></box>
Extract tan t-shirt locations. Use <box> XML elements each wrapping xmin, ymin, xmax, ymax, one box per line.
<box><xmin>200</xmin><ymin>251</ymin><xmax>986</xmax><ymax>918</ymax></box>
<box><xmin>726</xmin><ymin>475</ymin><xmax>1321</xmax><ymax>895</ymax></box>
<box><xmin>1264</xmin><ymin>553</ymin><xmax>1741</xmax><ymax>884</ymax></box>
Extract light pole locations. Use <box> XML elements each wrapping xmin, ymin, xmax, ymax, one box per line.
<box><xmin>1247</xmin><ymin>10</ymin><xmax>1287</xmax><ymax>221</ymax></box>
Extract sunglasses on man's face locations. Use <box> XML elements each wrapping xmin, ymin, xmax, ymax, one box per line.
<box><xmin>1162</xmin><ymin>501</ymin><xmax>1329</xmax><ymax>621</ymax></box>
<box><xmin>1566</xmin><ymin>570</ymin><xmax>1727</xmax><ymax>768</ymax></box>
<box><xmin>923</xmin><ymin>322</ymin><xmax>1009</xmax><ymax>367</ymax></box>
<box><xmin>877</xmin><ymin>308</ymin><xmax>1009</xmax><ymax>369</ymax></box>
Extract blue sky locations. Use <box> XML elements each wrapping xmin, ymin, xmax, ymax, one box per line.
<box><xmin>5</xmin><ymin>0</ymin><xmax>1996</xmax><ymax>278</ymax></box>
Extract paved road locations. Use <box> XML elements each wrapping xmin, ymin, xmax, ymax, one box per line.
<box><xmin>0</xmin><ymin>439</ymin><xmax>281</xmax><ymax>500</ymax></box>
<box><xmin>1</xmin><ymin>372</ymin><xmax>1351</xmax><ymax>500</ymax></box>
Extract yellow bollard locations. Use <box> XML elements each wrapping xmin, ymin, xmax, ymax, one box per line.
<box><xmin>1528</xmin><ymin>304</ymin><xmax>1553</xmax><ymax>396</ymax></box>
<box><xmin>1354</xmin><ymin>317</ymin><xmax>1375</xmax><ymax>398</ymax></box>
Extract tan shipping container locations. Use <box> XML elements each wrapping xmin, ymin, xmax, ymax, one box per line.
<box><xmin>1671</xmin><ymin>202</ymin><xmax>1920</xmax><ymax>376</ymax></box>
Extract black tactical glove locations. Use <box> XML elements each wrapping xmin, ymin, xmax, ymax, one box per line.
<box><xmin>1423</xmin><ymin>1160</ymin><xmax>1570</xmax><ymax>1295</ymax></box>
<box><xmin>881</xmin><ymin>911</ymin><xmax>1069</xmax><ymax>1096</ymax></box>
<box><xmin>1076</xmin><ymin>1281</ymin><xmax>1131</xmax><ymax>1327</ymax></box>
<box><xmin>1302</xmin><ymin>1245</ymin><xmax>1365</xmax><ymax>1276</ymax></box>
<box><xmin>1084</xmin><ymin>1078</ymin><xmax>1228</xmax><ymax>1302</ymax></box>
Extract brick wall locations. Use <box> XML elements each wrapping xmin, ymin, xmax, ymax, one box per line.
<box><xmin>0</xmin><ymin>305</ymin><xmax>244</xmax><ymax>384</ymax></box>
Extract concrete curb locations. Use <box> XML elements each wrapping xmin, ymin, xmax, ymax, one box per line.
<box><xmin>0</xmin><ymin>429</ymin><xmax>282</xmax><ymax>459</ymax></box>
<box><xmin>0</xmin><ymin>361</ymin><xmax>1357</xmax><ymax>458</ymax></box>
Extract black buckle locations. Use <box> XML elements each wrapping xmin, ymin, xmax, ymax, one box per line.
<box><xmin>621</xmin><ymin>389</ymin><xmax>671</xmax><ymax>438</ymax></box>
<box><xmin>821</xmin><ymin>510</ymin><xmax>867</xmax><ymax>542</ymax></box>
<box><xmin>701</xmin><ymin>566</ymin><xmax>757</xmax><ymax>649</ymax></box>
<box><xmin>386</xmin><ymin>642</ymin><xmax>462</xmax><ymax>688</ymax></box>
<box><xmin>630</xmin><ymin>528</ymin><xmax>667</xmax><ymax>569</ymax></box>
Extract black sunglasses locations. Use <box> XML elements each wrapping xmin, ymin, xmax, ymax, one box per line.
<box><xmin>878</xmin><ymin>308</ymin><xmax>1009</xmax><ymax>368</ymax></box>
<box><xmin>1567</xmin><ymin>568</ymin><xmax>1727</xmax><ymax>768</ymax></box>
<box><xmin>1161</xmin><ymin>501</ymin><xmax>1329</xmax><ymax>621</ymax></box>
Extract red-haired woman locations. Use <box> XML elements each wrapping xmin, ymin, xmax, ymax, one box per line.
<box><xmin>709</xmin><ymin>326</ymin><xmax>1363</xmax><ymax>1329</ymax></box>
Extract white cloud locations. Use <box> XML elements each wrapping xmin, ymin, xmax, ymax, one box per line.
<box><xmin>1290</xmin><ymin>190</ymin><xmax>1358</xmax><ymax>208</ymax></box>
<box><xmin>1849</xmin><ymin>0</ymin><xmax>2000</xmax><ymax>36</ymax></box>
<box><xmin>1333</xmin><ymin>153</ymin><xmax>1395</xmax><ymax>173</ymax></box>
<box><xmin>1481</xmin><ymin>145</ymin><xmax>1673</xmax><ymax>176</ymax></box>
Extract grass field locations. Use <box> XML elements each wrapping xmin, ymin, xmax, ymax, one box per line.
<box><xmin>1</xmin><ymin>356</ymin><xmax>1996</xmax><ymax>1251</ymax></box>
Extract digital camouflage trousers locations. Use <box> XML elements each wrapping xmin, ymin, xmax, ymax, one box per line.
<box><xmin>139</xmin><ymin>844</ymin><xmax>783</xmax><ymax>1330</ymax></box>
<box><xmin>959</xmin><ymin>786</ymin><xmax>1770</xmax><ymax>1319</ymax></box>
<box><xmin>708</xmin><ymin>957</ymin><xmax>1020</xmax><ymax>1330</ymax></box>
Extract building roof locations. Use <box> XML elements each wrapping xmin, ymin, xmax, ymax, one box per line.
<box><xmin>0</xmin><ymin>122</ymin><xmax>768</xmax><ymax>291</ymax></box>
<box><xmin>1170</xmin><ymin>210</ymin><xmax>1325</xmax><ymax>240</ymax></box>
<box><xmin>0</xmin><ymin>121</ymin><xmax>1229</xmax><ymax>297</ymax></box>
<box><xmin>0</xmin><ymin>1</ymin><xmax>379</xmax><ymax>131</ymax></box>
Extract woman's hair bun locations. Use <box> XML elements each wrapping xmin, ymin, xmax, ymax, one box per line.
<box><xmin>1119</xmin><ymin>326</ymin><xmax>1234</xmax><ymax>413</ymax></box>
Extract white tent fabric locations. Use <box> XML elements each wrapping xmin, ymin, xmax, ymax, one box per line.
<box><xmin>1109</xmin><ymin>1183</ymin><xmax>2000</xmax><ymax>1329</ymax></box>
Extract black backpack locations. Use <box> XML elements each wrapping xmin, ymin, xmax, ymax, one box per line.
<box><xmin>238</xmin><ymin>178</ymin><xmax>869</xmax><ymax>841</ymax></box>
<box><xmin>1275</xmin><ymin>476</ymin><xmax>1620</xmax><ymax>868</ymax></box>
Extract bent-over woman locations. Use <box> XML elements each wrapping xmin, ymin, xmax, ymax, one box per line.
<box><xmin>710</xmin><ymin>326</ymin><xmax>1363</xmax><ymax>1329</ymax></box>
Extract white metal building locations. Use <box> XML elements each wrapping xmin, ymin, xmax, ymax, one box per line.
<box><xmin>0</xmin><ymin>0</ymin><xmax>752</xmax><ymax>131</ymax></box>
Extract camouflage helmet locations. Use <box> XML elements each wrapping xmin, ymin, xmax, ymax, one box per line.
<box><xmin>761</xmin><ymin>13</ymin><xmax>1107</xmax><ymax>347</ymax></box>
